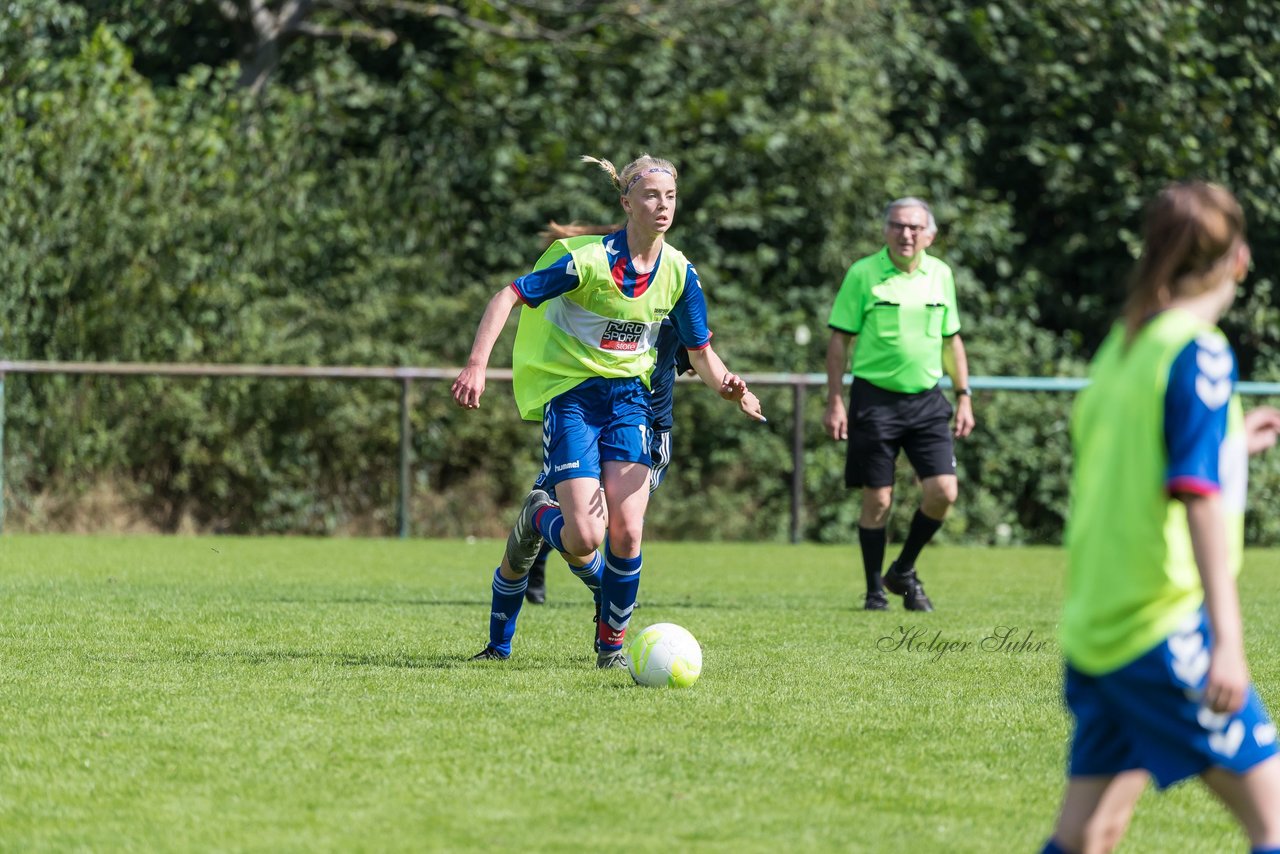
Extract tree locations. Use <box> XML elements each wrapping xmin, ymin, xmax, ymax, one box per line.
<box><xmin>204</xmin><ymin>0</ymin><xmax>708</xmax><ymax>93</ymax></box>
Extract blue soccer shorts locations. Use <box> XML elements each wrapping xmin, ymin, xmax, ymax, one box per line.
<box><xmin>534</xmin><ymin>376</ymin><xmax>654</xmax><ymax>490</ymax></box>
<box><xmin>1065</xmin><ymin>608</ymin><xmax>1278</xmax><ymax>789</ymax></box>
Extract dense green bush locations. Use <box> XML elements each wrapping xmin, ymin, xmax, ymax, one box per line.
<box><xmin>4</xmin><ymin>0</ymin><xmax>1280</xmax><ymax>543</ymax></box>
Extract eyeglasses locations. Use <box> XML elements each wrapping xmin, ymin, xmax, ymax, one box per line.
<box><xmin>887</xmin><ymin>221</ymin><xmax>928</xmax><ymax>235</ymax></box>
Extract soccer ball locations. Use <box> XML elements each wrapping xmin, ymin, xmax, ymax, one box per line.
<box><xmin>626</xmin><ymin>622</ymin><xmax>702</xmax><ymax>688</ymax></box>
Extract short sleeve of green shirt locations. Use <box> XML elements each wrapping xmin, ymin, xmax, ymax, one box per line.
<box><xmin>941</xmin><ymin>265</ymin><xmax>961</xmax><ymax>337</ymax></box>
<box><xmin>827</xmin><ymin>256</ymin><xmax>874</xmax><ymax>335</ymax></box>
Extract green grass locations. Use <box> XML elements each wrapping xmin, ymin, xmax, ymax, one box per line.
<box><xmin>2</xmin><ymin>535</ymin><xmax>1279</xmax><ymax>852</ymax></box>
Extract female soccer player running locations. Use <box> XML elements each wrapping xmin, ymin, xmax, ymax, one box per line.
<box><xmin>452</xmin><ymin>155</ymin><xmax>766</xmax><ymax>668</ymax></box>
<box><xmin>519</xmin><ymin>223</ymin><xmax>708</xmax><ymax>606</ymax></box>
<box><xmin>1043</xmin><ymin>182</ymin><xmax>1280</xmax><ymax>854</ymax></box>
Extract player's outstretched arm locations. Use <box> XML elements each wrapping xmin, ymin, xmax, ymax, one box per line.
<box><xmin>686</xmin><ymin>346</ymin><xmax>766</xmax><ymax>422</ymax></box>
<box><xmin>452</xmin><ymin>287</ymin><xmax>522</xmax><ymax>410</ymax></box>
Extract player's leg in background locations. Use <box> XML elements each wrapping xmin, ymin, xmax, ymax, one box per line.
<box><xmin>648</xmin><ymin>430</ymin><xmax>672</xmax><ymax>494</ymax></box>
<box><xmin>1202</xmin><ymin>758</ymin><xmax>1280</xmax><ymax>851</ymax></box>
<box><xmin>1045</xmin><ymin>771</ymin><xmax>1147</xmax><ymax>854</ymax></box>
<box><xmin>525</xmin><ymin>542</ymin><xmax>552</xmax><ymax>604</ymax></box>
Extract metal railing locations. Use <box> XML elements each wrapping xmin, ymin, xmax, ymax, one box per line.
<box><xmin>4</xmin><ymin>360</ymin><xmax>1280</xmax><ymax>540</ymax></box>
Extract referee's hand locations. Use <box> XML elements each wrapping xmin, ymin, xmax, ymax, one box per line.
<box><xmin>824</xmin><ymin>398</ymin><xmax>848</xmax><ymax>441</ymax></box>
<box><xmin>954</xmin><ymin>396</ymin><xmax>975</xmax><ymax>438</ymax></box>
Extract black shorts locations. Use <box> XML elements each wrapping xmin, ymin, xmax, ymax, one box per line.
<box><xmin>844</xmin><ymin>378</ymin><xmax>956</xmax><ymax>489</ymax></box>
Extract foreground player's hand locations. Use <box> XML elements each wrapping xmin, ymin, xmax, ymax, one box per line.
<box><xmin>954</xmin><ymin>396</ymin><xmax>975</xmax><ymax>438</ymax></box>
<box><xmin>451</xmin><ymin>365</ymin><xmax>486</xmax><ymax>410</ymax></box>
<box><xmin>1204</xmin><ymin>646</ymin><xmax>1249</xmax><ymax>715</ymax></box>
<box><xmin>739</xmin><ymin>390</ymin><xmax>766</xmax><ymax>422</ymax></box>
<box><xmin>1244</xmin><ymin>406</ymin><xmax>1280</xmax><ymax>455</ymax></box>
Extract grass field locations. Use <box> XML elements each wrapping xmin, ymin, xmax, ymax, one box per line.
<box><xmin>2</xmin><ymin>535</ymin><xmax>1278</xmax><ymax>852</ymax></box>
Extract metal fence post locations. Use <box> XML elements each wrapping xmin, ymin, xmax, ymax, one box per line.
<box><xmin>0</xmin><ymin>371</ymin><xmax>5</xmax><ymax>536</ymax></box>
<box><xmin>398</xmin><ymin>377</ymin><xmax>412</xmax><ymax>539</ymax></box>
<box><xmin>790</xmin><ymin>379</ymin><xmax>805</xmax><ymax>544</ymax></box>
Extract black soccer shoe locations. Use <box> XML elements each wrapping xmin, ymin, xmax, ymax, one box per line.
<box><xmin>470</xmin><ymin>646</ymin><xmax>510</xmax><ymax>661</ymax></box>
<box><xmin>863</xmin><ymin>590</ymin><xmax>889</xmax><ymax>611</ymax></box>
<box><xmin>525</xmin><ymin>560</ymin><xmax>547</xmax><ymax>605</ymax></box>
<box><xmin>884</xmin><ymin>561</ymin><xmax>935</xmax><ymax>612</ymax></box>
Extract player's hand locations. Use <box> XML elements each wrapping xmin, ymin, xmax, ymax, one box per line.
<box><xmin>954</xmin><ymin>396</ymin><xmax>975</xmax><ymax>438</ymax></box>
<box><xmin>451</xmin><ymin>364</ymin><xmax>486</xmax><ymax>410</ymax></box>
<box><xmin>1204</xmin><ymin>645</ymin><xmax>1249</xmax><ymax>715</ymax></box>
<box><xmin>823</xmin><ymin>398</ymin><xmax>848</xmax><ymax>441</ymax></box>
<box><xmin>1244</xmin><ymin>406</ymin><xmax>1280</xmax><ymax>455</ymax></box>
<box><xmin>738</xmin><ymin>390</ymin><xmax>766</xmax><ymax>422</ymax></box>
<box><xmin>718</xmin><ymin>373</ymin><xmax>747</xmax><ymax>401</ymax></box>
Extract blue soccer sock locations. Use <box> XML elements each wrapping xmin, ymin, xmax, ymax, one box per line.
<box><xmin>487</xmin><ymin>567</ymin><xmax>528</xmax><ymax>656</ymax></box>
<box><xmin>1040</xmin><ymin>841</ymin><xmax>1068</xmax><ymax>854</ymax></box>
<box><xmin>598</xmin><ymin>540</ymin><xmax>641</xmax><ymax>652</ymax></box>
<box><xmin>567</xmin><ymin>550</ymin><xmax>603</xmax><ymax>606</ymax></box>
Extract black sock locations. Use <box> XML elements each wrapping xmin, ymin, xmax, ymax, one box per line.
<box><xmin>896</xmin><ymin>510</ymin><xmax>943</xmax><ymax>572</ymax></box>
<box><xmin>858</xmin><ymin>526</ymin><xmax>887</xmax><ymax>592</ymax></box>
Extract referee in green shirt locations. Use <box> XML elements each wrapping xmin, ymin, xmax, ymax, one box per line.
<box><xmin>824</xmin><ymin>198</ymin><xmax>974</xmax><ymax>611</ymax></box>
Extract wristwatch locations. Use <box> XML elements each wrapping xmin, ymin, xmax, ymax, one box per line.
<box><xmin>956</xmin><ymin>387</ymin><xmax>972</xmax><ymax>397</ymax></box>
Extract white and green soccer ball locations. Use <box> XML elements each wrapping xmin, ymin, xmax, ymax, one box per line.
<box><xmin>626</xmin><ymin>622</ymin><xmax>702</xmax><ymax>688</ymax></box>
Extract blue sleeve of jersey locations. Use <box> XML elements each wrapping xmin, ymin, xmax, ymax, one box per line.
<box><xmin>511</xmin><ymin>253</ymin><xmax>581</xmax><ymax>308</ymax></box>
<box><xmin>668</xmin><ymin>264</ymin><xmax>712</xmax><ymax>350</ymax></box>
<box><xmin>1165</xmin><ymin>337</ymin><xmax>1236</xmax><ymax>495</ymax></box>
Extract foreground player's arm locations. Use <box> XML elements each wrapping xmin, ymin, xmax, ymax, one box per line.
<box><xmin>1183</xmin><ymin>494</ymin><xmax>1248</xmax><ymax>714</ymax></box>
<box><xmin>452</xmin><ymin>287</ymin><xmax>522</xmax><ymax>410</ymax></box>
<box><xmin>452</xmin><ymin>252</ymin><xmax>583</xmax><ymax>410</ymax></box>
<box><xmin>685</xmin><ymin>346</ymin><xmax>765</xmax><ymax>421</ymax></box>
<box><xmin>1165</xmin><ymin>336</ymin><xmax>1246</xmax><ymax>713</ymax></box>
<box><xmin>668</xmin><ymin>265</ymin><xmax>765</xmax><ymax>422</ymax></box>
<box><xmin>824</xmin><ymin>331</ymin><xmax>854</xmax><ymax>441</ymax></box>
<box><xmin>942</xmin><ymin>334</ymin><xmax>974</xmax><ymax>438</ymax></box>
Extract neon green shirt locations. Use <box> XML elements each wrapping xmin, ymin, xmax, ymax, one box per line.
<box><xmin>827</xmin><ymin>248</ymin><xmax>961</xmax><ymax>393</ymax></box>
<box><xmin>510</xmin><ymin>237</ymin><xmax>691</xmax><ymax>421</ymax></box>
<box><xmin>1063</xmin><ymin>310</ymin><xmax>1245</xmax><ymax>675</ymax></box>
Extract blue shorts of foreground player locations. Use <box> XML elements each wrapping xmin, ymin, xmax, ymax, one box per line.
<box><xmin>537</xmin><ymin>376</ymin><xmax>653</xmax><ymax>490</ymax></box>
<box><xmin>1065</xmin><ymin>609</ymin><xmax>1278</xmax><ymax>789</ymax></box>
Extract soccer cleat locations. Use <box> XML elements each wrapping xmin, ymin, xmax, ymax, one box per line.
<box><xmin>884</xmin><ymin>561</ymin><xmax>935</xmax><ymax>612</ymax></box>
<box><xmin>470</xmin><ymin>646</ymin><xmax>510</xmax><ymax>661</ymax></box>
<box><xmin>863</xmin><ymin>590</ymin><xmax>889</xmax><ymax>611</ymax></box>
<box><xmin>596</xmin><ymin>649</ymin><xmax>628</xmax><ymax>670</ymax></box>
<box><xmin>525</xmin><ymin>560</ymin><xmax>547</xmax><ymax>605</ymax></box>
<box><xmin>504</xmin><ymin>489</ymin><xmax>555</xmax><ymax>577</ymax></box>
